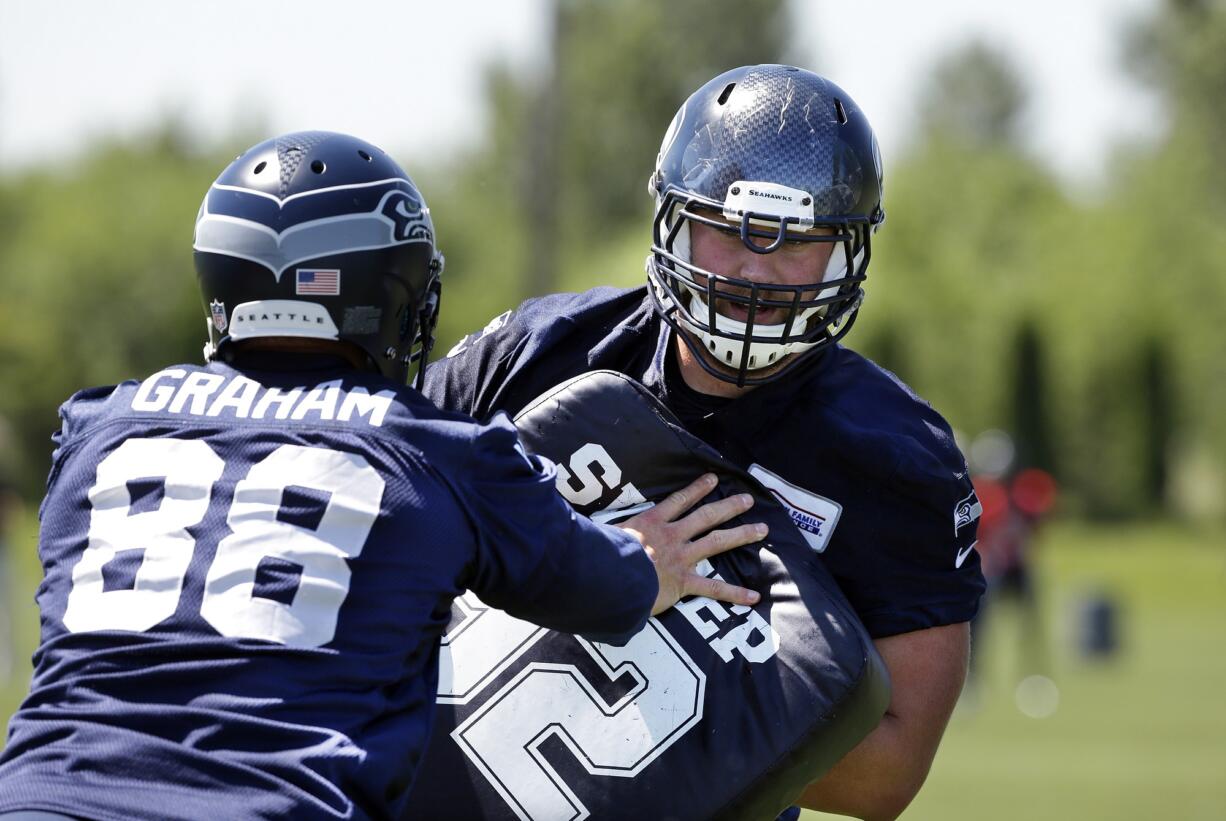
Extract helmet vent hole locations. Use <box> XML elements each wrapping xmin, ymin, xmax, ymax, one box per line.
<box><xmin>358</xmin><ymin>150</ymin><xmax>372</xmax><ymax>162</ymax></box>
<box><xmin>310</xmin><ymin>160</ymin><xmax>326</xmax><ymax>174</ymax></box>
<box><xmin>717</xmin><ymin>83</ymin><xmax>736</xmax><ymax>105</ymax></box>
<box><xmin>253</xmin><ymin>161</ymin><xmax>267</xmax><ymax>174</ymax></box>
<box><xmin>834</xmin><ymin>98</ymin><xmax>848</xmax><ymax>125</ymax></box>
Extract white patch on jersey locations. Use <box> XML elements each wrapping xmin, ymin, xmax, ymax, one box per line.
<box><xmin>749</xmin><ymin>464</ymin><xmax>842</xmax><ymax>553</ymax></box>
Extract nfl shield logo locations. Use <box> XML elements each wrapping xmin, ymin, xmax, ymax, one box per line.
<box><xmin>210</xmin><ymin>300</ymin><xmax>228</xmax><ymax>333</ymax></box>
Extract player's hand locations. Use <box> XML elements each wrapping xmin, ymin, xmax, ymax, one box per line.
<box><xmin>617</xmin><ymin>473</ymin><xmax>766</xmax><ymax>615</ymax></box>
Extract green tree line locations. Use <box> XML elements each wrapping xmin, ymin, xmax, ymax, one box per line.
<box><xmin>0</xmin><ymin>0</ymin><xmax>1221</xmax><ymax>523</ymax></box>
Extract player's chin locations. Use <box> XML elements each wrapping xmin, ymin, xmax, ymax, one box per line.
<box><xmin>699</xmin><ymin>345</ymin><xmax>794</xmax><ymax>382</ymax></box>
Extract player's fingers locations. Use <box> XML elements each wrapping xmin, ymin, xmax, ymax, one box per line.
<box><xmin>686</xmin><ymin>572</ymin><xmax>760</xmax><ymax>607</ymax></box>
<box><xmin>675</xmin><ymin>493</ymin><xmax>754</xmax><ymax>539</ymax></box>
<box><xmin>649</xmin><ymin>473</ymin><xmax>718</xmax><ymax>521</ymax></box>
<box><xmin>688</xmin><ymin>522</ymin><xmax>768</xmax><ymax>562</ymax></box>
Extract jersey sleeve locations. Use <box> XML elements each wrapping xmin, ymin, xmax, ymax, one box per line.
<box><xmin>458</xmin><ymin>413</ymin><xmax>658</xmax><ymax>645</ymax></box>
<box><xmin>39</xmin><ymin>386</ymin><xmax>118</xmax><ymax>516</ymax></box>
<box><xmin>424</xmin><ymin>288</ymin><xmax>650</xmax><ymax>423</ymax></box>
<box><xmin>842</xmin><ymin>430</ymin><xmax>985</xmax><ymax>638</ymax></box>
<box><xmin>423</xmin><ymin>311</ymin><xmax>517</xmax><ymax>421</ymax></box>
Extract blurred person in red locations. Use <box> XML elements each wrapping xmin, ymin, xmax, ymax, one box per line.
<box><xmin>966</xmin><ymin>430</ymin><xmax>1059</xmax><ymax>695</ymax></box>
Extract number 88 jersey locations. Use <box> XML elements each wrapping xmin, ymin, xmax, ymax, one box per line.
<box><xmin>0</xmin><ymin>362</ymin><xmax>657</xmax><ymax>821</ymax></box>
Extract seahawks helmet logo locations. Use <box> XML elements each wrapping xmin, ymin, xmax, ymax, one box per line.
<box><xmin>381</xmin><ymin>190</ymin><xmax>432</xmax><ymax>242</ymax></box>
<box><xmin>194</xmin><ymin>179</ymin><xmax>433</xmax><ymax>280</ymax></box>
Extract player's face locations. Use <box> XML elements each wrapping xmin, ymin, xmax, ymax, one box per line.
<box><xmin>688</xmin><ymin>219</ymin><xmax>836</xmax><ymax>325</ymax></box>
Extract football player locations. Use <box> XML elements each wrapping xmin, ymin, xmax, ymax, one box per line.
<box><xmin>0</xmin><ymin>132</ymin><xmax>763</xmax><ymax>821</ymax></box>
<box><xmin>423</xmin><ymin>66</ymin><xmax>986</xmax><ymax>820</ymax></box>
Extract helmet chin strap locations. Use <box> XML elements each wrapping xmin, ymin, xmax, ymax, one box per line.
<box><xmin>673</xmin><ymin>241</ymin><xmax>864</xmax><ymax>374</ymax></box>
<box><xmin>684</xmin><ymin>289</ymin><xmax>821</xmax><ymax>371</ymax></box>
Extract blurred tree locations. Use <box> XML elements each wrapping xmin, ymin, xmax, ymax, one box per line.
<box><xmin>426</xmin><ymin>0</ymin><xmax>791</xmax><ymax>331</ymax></box>
<box><xmin>0</xmin><ymin>129</ymin><xmax>241</xmax><ymax>497</ymax></box>
<box><xmin>1118</xmin><ymin>0</ymin><xmax>1226</xmax><ymax>518</ymax></box>
<box><xmin>521</xmin><ymin>5</ymin><xmax>564</xmax><ymax>301</ymax></box>
<box><xmin>862</xmin><ymin>30</ymin><xmax>1220</xmax><ymax>519</ymax></box>
<box><xmin>550</xmin><ymin>0</ymin><xmax>790</xmax><ymax>240</ymax></box>
<box><xmin>1139</xmin><ymin>336</ymin><xmax>1173</xmax><ymax>508</ymax></box>
<box><xmin>916</xmin><ymin>40</ymin><xmax>1028</xmax><ymax>150</ymax></box>
<box><xmin>858</xmin><ymin>325</ymin><xmax>910</xmax><ymax>386</ymax></box>
<box><xmin>1010</xmin><ymin>319</ymin><xmax>1054</xmax><ymax>475</ymax></box>
<box><xmin>861</xmin><ymin>41</ymin><xmax>1067</xmax><ymax>454</ymax></box>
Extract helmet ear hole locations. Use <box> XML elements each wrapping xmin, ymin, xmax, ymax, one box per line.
<box><xmin>310</xmin><ymin>160</ymin><xmax>325</xmax><ymax>174</ymax></box>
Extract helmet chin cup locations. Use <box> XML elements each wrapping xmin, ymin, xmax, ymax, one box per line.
<box><xmin>684</xmin><ymin>288</ymin><xmax>819</xmax><ymax>371</ymax></box>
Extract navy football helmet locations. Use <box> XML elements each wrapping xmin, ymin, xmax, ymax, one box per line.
<box><xmin>647</xmin><ymin>65</ymin><xmax>885</xmax><ymax>387</ymax></box>
<box><xmin>194</xmin><ymin>131</ymin><xmax>444</xmax><ymax>385</ymax></box>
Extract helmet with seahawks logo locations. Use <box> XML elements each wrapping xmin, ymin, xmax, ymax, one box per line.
<box><xmin>647</xmin><ymin>65</ymin><xmax>884</xmax><ymax>387</ymax></box>
<box><xmin>194</xmin><ymin>130</ymin><xmax>444</xmax><ymax>385</ymax></box>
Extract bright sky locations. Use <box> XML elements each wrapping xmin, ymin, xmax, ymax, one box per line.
<box><xmin>0</xmin><ymin>0</ymin><xmax>1159</xmax><ymax>183</ymax></box>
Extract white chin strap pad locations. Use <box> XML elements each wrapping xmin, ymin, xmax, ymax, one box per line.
<box><xmin>685</xmin><ymin>290</ymin><xmax>820</xmax><ymax>371</ymax></box>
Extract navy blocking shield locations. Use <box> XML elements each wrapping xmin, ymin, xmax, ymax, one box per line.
<box><xmin>404</xmin><ymin>371</ymin><xmax>889</xmax><ymax>820</ymax></box>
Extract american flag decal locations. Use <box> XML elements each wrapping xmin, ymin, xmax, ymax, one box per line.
<box><xmin>295</xmin><ymin>268</ymin><xmax>340</xmax><ymax>295</ymax></box>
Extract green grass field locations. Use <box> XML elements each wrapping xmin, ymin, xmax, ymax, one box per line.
<box><xmin>806</xmin><ymin>521</ymin><xmax>1226</xmax><ymax>821</ymax></box>
<box><xmin>3</xmin><ymin>517</ymin><xmax>1223</xmax><ymax>819</ymax></box>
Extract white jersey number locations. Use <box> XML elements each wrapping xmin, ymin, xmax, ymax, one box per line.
<box><xmin>63</xmin><ymin>437</ymin><xmax>384</xmax><ymax>647</ymax></box>
<box><xmin>438</xmin><ymin>592</ymin><xmax>705</xmax><ymax>821</ymax></box>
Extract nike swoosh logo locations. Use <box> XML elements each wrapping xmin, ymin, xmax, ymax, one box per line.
<box><xmin>955</xmin><ymin>541</ymin><xmax>978</xmax><ymax>569</ymax></box>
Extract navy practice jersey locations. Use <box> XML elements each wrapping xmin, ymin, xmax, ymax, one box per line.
<box><xmin>402</xmin><ymin>371</ymin><xmax>889</xmax><ymax>821</ymax></box>
<box><xmin>0</xmin><ymin>360</ymin><xmax>657</xmax><ymax>821</ymax></box>
<box><xmin>425</xmin><ymin>287</ymin><xmax>986</xmax><ymax>639</ymax></box>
